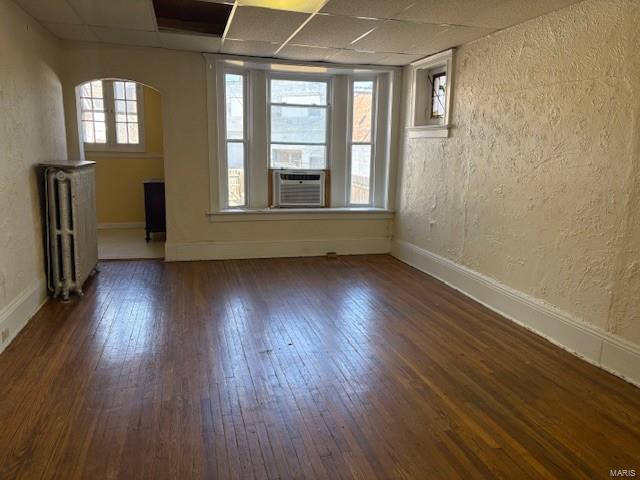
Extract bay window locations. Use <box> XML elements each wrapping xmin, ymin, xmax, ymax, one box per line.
<box><xmin>211</xmin><ymin>56</ymin><xmax>397</xmax><ymax>212</ymax></box>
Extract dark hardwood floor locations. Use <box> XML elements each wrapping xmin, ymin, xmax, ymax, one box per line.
<box><xmin>0</xmin><ymin>255</ymin><xmax>638</xmax><ymax>479</ymax></box>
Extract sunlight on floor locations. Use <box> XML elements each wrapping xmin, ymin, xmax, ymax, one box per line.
<box><xmin>97</xmin><ymin>228</ymin><xmax>164</xmax><ymax>260</ymax></box>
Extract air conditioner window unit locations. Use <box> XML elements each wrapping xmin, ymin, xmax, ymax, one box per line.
<box><xmin>272</xmin><ymin>170</ymin><xmax>326</xmax><ymax>208</ymax></box>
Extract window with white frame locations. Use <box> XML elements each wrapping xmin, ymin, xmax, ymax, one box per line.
<box><xmin>269</xmin><ymin>78</ymin><xmax>329</xmax><ymax>170</ymax></box>
<box><xmin>223</xmin><ymin>72</ymin><xmax>247</xmax><ymax>207</ymax></box>
<box><xmin>79</xmin><ymin>80</ymin><xmax>107</xmax><ymax>144</ymax></box>
<box><xmin>214</xmin><ymin>57</ymin><xmax>397</xmax><ymax>211</ymax></box>
<box><xmin>409</xmin><ymin>49</ymin><xmax>454</xmax><ymax>137</ymax></box>
<box><xmin>349</xmin><ymin>80</ymin><xmax>375</xmax><ymax>205</ymax></box>
<box><xmin>79</xmin><ymin>79</ymin><xmax>145</xmax><ymax>151</ymax></box>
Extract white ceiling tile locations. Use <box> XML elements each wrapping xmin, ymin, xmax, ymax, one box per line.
<box><xmin>425</xmin><ymin>25</ymin><xmax>495</xmax><ymax>54</ymax></box>
<box><xmin>67</xmin><ymin>0</ymin><xmax>157</xmax><ymax>31</ymax></box>
<box><xmin>43</xmin><ymin>22</ymin><xmax>98</xmax><ymax>42</ymax></box>
<box><xmin>225</xmin><ymin>6</ymin><xmax>310</xmax><ymax>43</ymax></box>
<box><xmin>320</xmin><ymin>0</ymin><xmax>414</xmax><ymax>20</ymax></box>
<box><xmin>222</xmin><ymin>39</ymin><xmax>280</xmax><ymax>57</ymax></box>
<box><xmin>289</xmin><ymin>13</ymin><xmax>381</xmax><ymax>49</ymax></box>
<box><xmin>276</xmin><ymin>45</ymin><xmax>340</xmax><ymax>62</ymax></box>
<box><xmin>14</xmin><ymin>0</ymin><xmax>84</xmax><ymax>24</ymax></box>
<box><xmin>350</xmin><ymin>20</ymin><xmax>447</xmax><ymax>55</ymax></box>
<box><xmin>376</xmin><ymin>52</ymin><xmax>425</xmax><ymax>66</ymax></box>
<box><xmin>325</xmin><ymin>49</ymin><xmax>387</xmax><ymax>65</ymax></box>
<box><xmin>90</xmin><ymin>27</ymin><xmax>160</xmax><ymax>47</ymax></box>
<box><xmin>393</xmin><ymin>0</ymin><xmax>583</xmax><ymax>29</ymax></box>
<box><xmin>158</xmin><ymin>32</ymin><xmax>222</xmax><ymax>52</ymax></box>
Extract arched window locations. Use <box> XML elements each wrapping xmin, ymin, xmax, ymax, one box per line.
<box><xmin>78</xmin><ymin>79</ymin><xmax>145</xmax><ymax>152</ymax></box>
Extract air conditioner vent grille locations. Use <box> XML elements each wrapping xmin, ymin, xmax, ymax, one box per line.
<box><xmin>273</xmin><ymin>169</ymin><xmax>326</xmax><ymax>207</ymax></box>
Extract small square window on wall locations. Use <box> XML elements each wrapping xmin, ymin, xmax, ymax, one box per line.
<box><xmin>408</xmin><ymin>49</ymin><xmax>454</xmax><ymax>138</ymax></box>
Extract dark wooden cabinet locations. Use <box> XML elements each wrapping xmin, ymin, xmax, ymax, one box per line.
<box><xmin>144</xmin><ymin>180</ymin><xmax>165</xmax><ymax>242</ymax></box>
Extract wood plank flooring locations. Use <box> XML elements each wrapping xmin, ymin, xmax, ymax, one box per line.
<box><xmin>0</xmin><ymin>255</ymin><xmax>638</xmax><ymax>479</ymax></box>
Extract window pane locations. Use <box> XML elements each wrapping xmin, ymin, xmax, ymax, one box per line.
<box><xmin>83</xmin><ymin>122</ymin><xmax>94</xmax><ymax>143</ymax></box>
<box><xmin>225</xmin><ymin>73</ymin><xmax>244</xmax><ymax>140</ymax></box>
<box><xmin>94</xmin><ymin>122</ymin><xmax>107</xmax><ymax>144</ymax></box>
<box><xmin>115</xmin><ymin>100</ymin><xmax>126</xmax><ymax>113</ymax></box>
<box><xmin>352</xmin><ymin>81</ymin><xmax>373</xmax><ymax>142</ymax></box>
<box><xmin>80</xmin><ymin>80</ymin><xmax>107</xmax><ymax>144</ymax></box>
<box><xmin>271</xmin><ymin>106</ymin><xmax>326</xmax><ymax>144</ymax></box>
<box><xmin>125</xmin><ymin>82</ymin><xmax>137</xmax><ymax>100</ymax></box>
<box><xmin>116</xmin><ymin>123</ymin><xmax>128</xmax><ymax>144</ymax></box>
<box><xmin>127</xmin><ymin>100</ymin><xmax>137</xmax><ymax>113</ymax></box>
<box><xmin>127</xmin><ymin>124</ymin><xmax>139</xmax><ymax>144</ymax></box>
<box><xmin>227</xmin><ymin>142</ymin><xmax>245</xmax><ymax>207</ymax></box>
<box><xmin>270</xmin><ymin>79</ymin><xmax>327</xmax><ymax>105</ymax></box>
<box><xmin>350</xmin><ymin>144</ymin><xmax>371</xmax><ymax>205</ymax></box>
<box><xmin>91</xmin><ymin>80</ymin><xmax>103</xmax><ymax>98</ymax></box>
<box><xmin>431</xmin><ymin>73</ymin><xmax>446</xmax><ymax>119</ymax></box>
<box><xmin>271</xmin><ymin>144</ymin><xmax>326</xmax><ymax>169</ymax></box>
<box><xmin>80</xmin><ymin>83</ymin><xmax>91</xmax><ymax>98</ymax></box>
<box><xmin>114</xmin><ymin>81</ymin><xmax>125</xmax><ymax>99</ymax></box>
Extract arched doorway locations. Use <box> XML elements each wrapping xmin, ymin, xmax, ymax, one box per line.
<box><xmin>75</xmin><ymin>79</ymin><xmax>165</xmax><ymax>260</ymax></box>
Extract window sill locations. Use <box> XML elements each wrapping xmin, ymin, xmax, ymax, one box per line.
<box><xmin>406</xmin><ymin>125</ymin><xmax>449</xmax><ymax>138</ymax></box>
<box><xmin>207</xmin><ymin>207</ymin><xmax>394</xmax><ymax>223</ymax></box>
<box><xmin>84</xmin><ymin>151</ymin><xmax>162</xmax><ymax>160</ymax></box>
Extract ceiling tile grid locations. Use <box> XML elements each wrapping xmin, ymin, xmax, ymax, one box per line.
<box><xmin>14</xmin><ymin>0</ymin><xmax>585</xmax><ymax>66</ymax></box>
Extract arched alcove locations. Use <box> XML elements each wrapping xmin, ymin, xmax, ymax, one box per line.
<box><xmin>74</xmin><ymin>78</ymin><xmax>165</xmax><ymax>260</ymax></box>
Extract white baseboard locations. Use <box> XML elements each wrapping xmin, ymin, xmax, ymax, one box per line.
<box><xmin>0</xmin><ymin>278</ymin><xmax>48</xmax><ymax>354</ymax></box>
<box><xmin>391</xmin><ymin>239</ymin><xmax>640</xmax><ymax>388</ymax></box>
<box><xmin>97</xmin><ymin>222</ymin><xmax>145</xmax><ymax>230</ymax></box>
<box><xmin>165</xmin><ymin>236</ymin><xmax>391</xmax><ymax>261</ymax></box>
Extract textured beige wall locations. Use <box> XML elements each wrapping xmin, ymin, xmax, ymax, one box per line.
<box><xmin>0</xmin><ymin>0</ymin><xmax>66</xmax><ymax>311</ymax></box>
<box><xmin>87</xmin><ymin>86</ymin><xmax>164</xmax><ymax>224</ymax></box>
<box><xmin>62</xmin><ymin>44</ymin><xmax>391</xmax><ymax>250</ymax></box>
<box><xmin>395</xmin><ymin>0</ymin><xmax>640</xmax><ymax>344</ymax></box>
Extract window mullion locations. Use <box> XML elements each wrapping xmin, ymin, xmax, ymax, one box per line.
<box><xmin>105</xmin><ymin>80</ymin><xmax>117</xmax><ymax>148</ymax></box>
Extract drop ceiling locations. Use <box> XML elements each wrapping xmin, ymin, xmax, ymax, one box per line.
<box><xmin>15</xmin><ymin>0</ymin><xmax>584</xmax><ymax>66</ymax></box>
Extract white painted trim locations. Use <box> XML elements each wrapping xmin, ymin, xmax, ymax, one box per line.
<box><xmin>0</xmin><ymin>278</ymin><xmax>48</xmax><ymax>354</ymax></box>
<box><xmin>391</xmin><ymin>239</ymin><xmax>640</xmax><ymax>388</ymax></box>
<box><xmin>97</xmin><ymin>222</ymin><xmax>145</xmax><ymax>230</ymax></box>
<box><xmin>410</xmin><ymin>49</ymin><xmax>455</xmax><ymax>68</ymax></box>
<box><xmin>406</xmin><ymin>126</ymin><xmax>450</xmax><ymax>138</ymax></box>
<box><xmin>165</xmin><ymin>236</ymin><xmax>391</xmax><ymax>261</ymax></box>
<box><xmin>206</xmin><ymin>53</ymin><xmax>400</xmax><ymax>75</ymax></box>
<box><xmin>407</xmin><ymin>48</ymin><xmax>454</xmax><ymax>131</ymax></box>
<box><xmin>207</xmin><ymin>208</ymin><xmax>393</xmax><ymax>222</ymax></box>
<box><xmin>85</xmin><ymin>152</ymin><xmax>163</xmax><ymax>160</ymax></box>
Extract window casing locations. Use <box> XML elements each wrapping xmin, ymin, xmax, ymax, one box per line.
<box><xmin>78</xmin><ymin>79</ymin><xmax>145</xmax><ymax>152</ymax></box>
<box><xmin>348</xmin><ymin>79</ymin><xmax>376</xmax><ymax>206</ymax></box>
<box><xmin>408</xmin><ymin>49</ymin><xmax>454</xmax><ymax>138</ymax></box>
<box><xmin>212</xmin><ymin>57</ymin><xmax>396</xmax><ymax>211</ymax></box>
<box><xmin>268</xmin><ymin>77</ymin><xmax>330</xmax><ymax>170</ymax></box>
<box><xmin>223</xmin><ymin>72</ymin><xmax>248</xmax><ymax>207</ymax></box>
